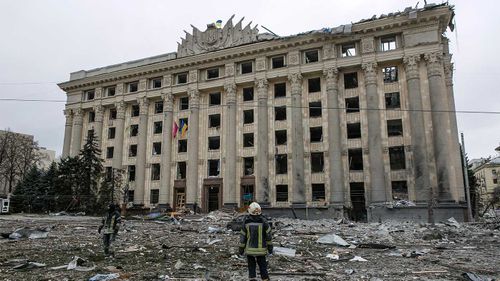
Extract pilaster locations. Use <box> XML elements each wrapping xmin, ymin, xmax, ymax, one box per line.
<box><xmin>134</xmin><ymin>97</ymin><xmax>149</xmax><ymax>205</ymax></box>
<box><xmin>186</xmin><ymin>88</ymin><xmax>200</xmax><ymax>208</ymax></box>
<box><xmin>255</xmin><ymin>78</ymin><xmax>269</xmax><ymax>205</ymax></box>
<box><xmin>62</xmin><ymin>109</ymin><xmax>73</xmax><ymax>158</ymax></box>
<box><xmin>70</xmin><ymin>107</ymin><xmax>83</xmax><ymax>157</ymax></box>
<box><xmin>160</xmin><ymin>92</ymin><xmax>174</xmax><ymax>206</ymax></box>
<box><xmin>224</xmin><ymin>82</ymin><xmax>237</xmax><ymax>208</ymax></box>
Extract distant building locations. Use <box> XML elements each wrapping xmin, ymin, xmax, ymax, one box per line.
<box><xmin>473</xmin><ymin>146</ymin><xmax>500</xmax><ymax>208</ymax></box>
<box><xmin>58</xmin><ymin>3</ymin><xmax>467</xmax><ymax>221</ymax></box>
<box><xmin>38</xmin><ymin>147</ymin><xmax>56</xmax><ymax>170</ymax></box>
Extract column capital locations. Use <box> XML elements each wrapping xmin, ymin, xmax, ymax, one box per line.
<box><xmin>115</xmin><ymin>101</ymin><xmax>126</xmax><ymax>119</ymax></box>
<box><xmin>323</xmin><ymin>67</ymin><xmax>339</xmax><ymax>90</ymax></box>
<box><xmin>424</xmin><ymin>52</ymin><xmax>443</xmax><ymax>77</ymax></box>
<box><xmin>288</xmin><ymin>72</ymin><xmax>303</xmax><ymax>96</ymax></box>
<box><xmin>403</xmin><ymin>55</ymin><xmax>421</xmax><ymax>80</ymax></box>
<box><xmin>94</xmin><ymin>104</ymin><xmax>104</xmax><ymax>122</ymax></box>
<box><xmin>362</xmin><ymin>61</ymin><xmax>378</xmax><ymax>85</ymax></box>
<box><xmin>443</xmin><ymin>59</ymin><xmax>454</xmax><ymax>87</ymax></box>
<box><xmin>224</xmin><ymin>82</ymin><xmax>237</xmax><ymax>104</ymax></box>
<box><xmin>73</xmin><ymin>108</ymin><xmax>83</xmax><ymax>125</ymax></box>
<box><xmin>137</xmin><ymin>97</ymin><xmax>149</xmax><ymax>114</ymax></box>
<box><xmin>64</xmin><ymin>109</ymin><xmax>73</xmax><ymax>125</ymax></box>
<box><xmin>188</xmin><ymin>89</ymin><xmax>200</xmax><ymax>108</ymax></box>
<box><xmin>255</xmin><ymin>78</ymin><xmax>268</xmax><ymax>99</ymax></box>
<box><xmin>162</xmin><ymin>92</ymin><xmax>174</xmax><ymax>112</ymax></box>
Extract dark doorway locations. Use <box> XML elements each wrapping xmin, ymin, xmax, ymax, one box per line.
<box><xmin>206</xmin><ymin>185</ymin><xmax>220</xmax><ymax>212</ymax></box>
<box><xmin>349</xmin><ymin>182</ymin><xmax>367</xmax><ymax>222</ymax></box>
<box><xmin>173</xmin><ymin>186</ymin><xmax>185</xmax><ymax>210</ymax></box>
<box><xmin>241</xmin><ymin>184</ymin><xmax>254</xmax><ymax>207</ymax></box>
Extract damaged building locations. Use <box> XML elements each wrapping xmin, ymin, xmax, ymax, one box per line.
<box><xmin>58</xmin><ymin>3</ymin><xmax>467</xmax><ymax>221</ymax></box>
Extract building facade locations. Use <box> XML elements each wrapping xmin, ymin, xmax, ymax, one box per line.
<box><xmin>59</xmin><ymin>4</ymin><xmax>467</xmax><ymax>221</ymax></box>
<box><xmin>473</xmin><ymin>146</ymin><xmax>500</xmax><ymax>209</ymax></box>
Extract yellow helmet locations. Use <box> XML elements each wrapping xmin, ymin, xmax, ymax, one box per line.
<box><xmin>248</xmin><ymin>202</ymin><xmax>262</xmax><ymax>215</ymax></box>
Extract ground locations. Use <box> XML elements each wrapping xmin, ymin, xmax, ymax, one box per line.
<box><xmin>0</xmin><ymin>212</ymin><xmax>499</xmax><ymax>281</ymax></box>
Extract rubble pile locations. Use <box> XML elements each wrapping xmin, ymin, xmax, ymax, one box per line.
<box><xmin>0</xmin><ymin>213</ymin><xmax>499</xmax><ymax>280</ymax></box>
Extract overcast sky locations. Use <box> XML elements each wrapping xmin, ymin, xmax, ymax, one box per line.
<box><xmin>0</xmin><ymin>0</ymin><xmax>499</xmax><ymax>160</ymax></box>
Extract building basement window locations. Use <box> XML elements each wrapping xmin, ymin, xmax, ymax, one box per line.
<box><xmin>347</xmin><ymin>123</ymin><xmax>361</xmax><ymax>139</ymax></box>
<box><xmin>385</xmin><ymin>92</ymin><xmax>400</xmax><ymax>109</ymax></box>
<box><xmin>381</xmin><ymin>36</ymin><xmax>397</xmax><ymax>51</ymax></box>
<box><xmin>312</xmin><ymin>184</ymin><xmax>326</xmax><ymax>201</ymax></box>
<box><xmin>208</xmin><ymin>136</ymin><xmax>220</xmax><ymax>150</ymax></box>
<box><xmin>150</xmin><ymin>189</ymin><xmax>159</xmax><ymax>204</ymax></box>
<box><xmin>130</xmin><ymin>124</ymin><xmax>139</xmax><ymax>137</ymax></box>
<box><xmin>392</xmin><ymin>181</ymin><xmax>408</xmax><ymax>200</ymax></box>
<box><xmin>129</xmin><ymin>144</ymin><xmax>137</xmax><ymax>157</ymax></box>
<box><xmin>152</xmin><ymin>142</ymin><xmax>162</xmax><ymax>155</ymax></box>
<box><xmin>180</xmin><ymin>96</ymin><xmax>189</xmax><ymax>110</ymax></box>
<box><xmin>275</xmin><ymin>106</ymin><xmax>287</xmax><ymax>121</ymax></box>
<box><xmin>345</xmin><ymin>97</ymin><xmax>360</xmax><ymax>113</ymax></box>
<box><xmin>274</xmin><ymin>83</ymin><xmax>286</xmax><ymax>98</ymax></box>
<box><xmin>108</xmin><ymin>127</ymin><xmax>116</xmax><ymax>139</ymax></box>
<box><xmin>131</xmin><ymin>104</ymin><xmax>140</xmax><ymax>117</ymax></box>
<box><xmin>310</xmin><ymin>127</ymin><xmax>323</xmax><ymax>142</ymax></box>
<box><xmin>128</xmin><ymin>81</ymin><xmax>139</xmax><ymax>93</ymax></box>
<box><xmin>208</xmin><ymin>114</ymin><xmax>221</xmax><ymax>128</ymax></box>
<box><xmin>88</xmin><ymin>111</ymin><xmax>95</xmax><ymax>123</ymax></box>
<box><xmin>389</xmin><ymin>146</ymin><xmax>406</xmax><ymax>170</ymax></box>
<box><xmin>209</xmin><ymin>92</ymin><xmax>221</xmax><ymax>106</ymax></box>
<box><xmin>178</xmin><ymin>139</ymin><xmax>187</xmax><ymax>153</ymax></box>
<box><xmin>387</xmin><ymin>119</ymin><xmax>403</xmax><ymax>137</ymax></box>
<box><xmin>275</xmin><ymin>154</ymin><xmax>288</xmax><ymax>174</ymax></box>
<box><xmin>344</xmin><ymin>72</ymin><xmax>358</xmax><ymax>89</ymax></box>
<box><xmin>177</xmin><ymin>162</ymin><xmax>186</xmax><ymax>179</ymax></box>
<box><xmin>151</xmin><ymin>77</ymin><xmax>162</xmax><ymax>89</ymax></box>
<box><xmin>275</xmin><ymin>130</ymin><xmax>287</xmax><ymax>145</ymax></box>
<box><xmin>154</xmin><ymin>121</ymin><xmax>163</xmax><ymax>134</ymax></box>
<box><xmin>243</xmin><ymin>87</ymin><xmax>254</xmax><ymax>101</ymax></box>
<box><xmin>106</xmin><ymin>147</ymin><xmax>114</xmax><ymax>159</ymax></box>
<box><xmin>177</xmin><ymin>73</ymin><xmax>188</xmax><ymax>84</ymax></box>
<box><xmin>128</xmin><ymin>165</ymin><xmax>136</xmax><ymax>182</ymax></box>
<box><xmin>155</xmin><ymin>101</ymin><xmax>163</xmax><ymax>114</ymax></box>
<box><xmin>243</xmin><ymin>157</ymin><xmax>254</xmax><ymax>176</ymax></box>
<box><xmin>208</xmin><ymin>159</ymin><xmax>220</xmax><ymax>177</ymax></box>
<box><xmin>309</xmin><ymin>101</ymin><xmax>322</xmax><ymax>118</ymax></box>
<box><xmin>308</xmin><ymin>77</ymin><xmax>321</xmax><ymax>93</ymax></box>
<box><xmin>341</xmin><ymin>43</ymin><xmax>356</xmax><ymax>57</ymax></box>
<box><xmin>240</xmin><ymin>61</ymin><xmax>253</xmax><ymax>74</ymax></box>
<box><xmin>151</xmin><ymin>163</ymin><xmax>161</xmax><ymax>180</ymax></box>
<box><xmin>383</xmin><ymin>66</ymin><xmax>398</xmax><ymax>83</ymax></box>
<box><xmin>243</xmin><ymin>110</ymin><xmax>254</xmax><ymax>124</ymax></box>
<box><xmin>276</xmin><ymin>185</ymin><xmax>288</xmax><ymax>202</ymax></box>
<box><xmin>348</xmin><ymin>149</ymin><xmax>363</xmax><ymax>171</ymax></box>
<box><xmin>207</xmin><ymin>68</ymin><xmax>220</xmax><ymax>79</ymax></box>
<box><xmin>243</xmin><ymin>133</ymin><xmax>254</xmax><ymax>147</ymax></box>
<box><xmin>311</xmin><ymin>152</ymin><xmax>324</xmax><ymax>173</ymax></box>
<box><xmin>271</xmin><ymin>55</ymin><xmax>286</xmax><ymax>69</ymax></box>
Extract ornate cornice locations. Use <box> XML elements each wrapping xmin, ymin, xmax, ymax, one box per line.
<box><xmin>288</xmin><ymin>73</ymin><xmax>303</xmax><ymax>96</ymax></box>
<box><xmin>362</xmin><ymin>62</ymin><xmax>378</xmax><ymax>86</ymax></box>
<box><xmin>424</xmin><ymin>52</ymin><xmax>443</xmax><ymax>77</ymax></box>
<box><xmin>323</xmin><ymin>68</ymin><xmax>339</xmax><ymax>91</ymax></box>
<box><xmin>403</xmin><ymin>55</ymin><xmax>421</xmax><ymax>80</ymax></box>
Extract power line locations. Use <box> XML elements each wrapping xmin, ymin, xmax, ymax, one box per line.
<box><xmin>0</xmin><ymin>82</ymin><xmax>58</xmax><ymax>85</ymax></box>
<box><xmin>0</xmin><ymin>98</ymin><xmax>65</xmax><ymax>103</ymax></box>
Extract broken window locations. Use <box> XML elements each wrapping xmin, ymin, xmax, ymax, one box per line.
<box><xmin>341</xmin><ymin>43</ymin><xmax>356</xmax><ymax>57</ymax></box>
<box><xmin>310</xmin><ymin>127</ymin><xmax>323</xmax><ymax>143</ymax></box>
<box><xmin>309</xmin><ymin>101</ymin><xmax>322</xmax><ymax>118</ymax></box>
<box><xmin>275</xmin><ymin>106</ymin><xmax>287</xmax><ymax>121</ymax></box>
<box><xmin>151</xmin><ymin>163</ymin><xmax>161</xmax><ymax>180</ymax></box>
<box><xmin>391</xmin><ymin>181</ymin><xmax>408</xmax><ymax>200</ymax></box>
<box><xmin>128</xmin><ymin>81</ymin><xmax>139</xmax><ymax>93</ymax></box>
<box><xmin>109</xmin><ymin>108</ymin><xmax>117</xmax><ymax>120</ymax></box>
<box><xmin>108</xmin><ymin>127</ymin><xmax>116</xmax><ymax>139</ymax></box>
<box><xmin>385</xmin><ymin>92</ymin><xmax>400</xmax><ymax>109</ymax></box>
<box><xmin>105</xmin><ymin>167</ymin><xmax>113</xmax><ymax>181</ymax></box>
<box><xmin>243</xmin><ymin>133</ymin><xmax>254</xmax><ymax>147</ymax></box>
<box><xmin>129</xmin><ymin>144</ymin><xmax>137</xmax><ymax>157</ymax></box>
<box><xmin>177</xmin><ymin>162</ymin><xmax>187</xmax><ymax>179</ymax></box>
<box><xmin>150</xmin><ymin>77</ymin><xmax>162</xmax><ymax>89</ymax></box>
<box><xmin>271</xmin><ymin>55</ymin><xmax>286</xmax><ymax>69</ymax></box>
<box><xmin>131</xmin><ymin>104</ymin><xmax>140</xmax><ymax>117</ymax></box>
<box><xmin>275</xmin><ymin>130</ymin><xmax>287</xmax><ymax>145</ymax></box>
<box><xmin>243</xmin><ymin>109</ymin><xmax>254</xmax><ymax>124</ymax></box>
<box><xmin>180</xmin><ymin>96</ymin><xmax>189</xmax><ymax>110</ymax></box>
<box><xmin>150</xmin><ymin>189</ymin><xmax>159</xmax><ymax>204</ymax></box>
<box><xmin>311</xmin><ymin>152</ymin><xmax>324</xmax><ymax>173</ymax></box>
<box><xmin>345</xmin><ymin>97</ymin><xmax>360</xmax><ymax>113</ymax></box>
<box><xmin>389</xmin><ymin>146</ymin><xmax>406</xmax><ymax>170</ymax></box>
<box><xmin>85</xmin><ymin>90</ymin><xmax>95</xmax><ymax>100</ymax></box>
<box><xmin>383</xmin><ymin>66</ymin><xmax>398</xmax><ymax>83</ymax></box>
<box><xmin>275</xmin><ymin>154</ymin><xmax>288</xmax><ymax>174</ymax></box>
<box><xmin>240</xmin><ymin>61</ymin><xmax>253</xmax><ymax>74</ymax></box>
<box><xmin>207</xmin><ymin>68</ymin><xmax>220</xmax><ymax>79</ymax></box>
<box><xmin>387</xmin><ymin>119</ymin><xmax>403</xmax><ymax>137</ymax></box>
<box><xmin>348</xmin><ymin>149</ymin><xmax>363</xmax><ymax>170</ymax></box>
<box><xmin>304</xmin><ymin>49</ymin><xmax>319</xmax><ymax>63</ymax></box>
<box><xmin>274</xmin><ymin>82</ymin><xmax>286</xmax><ymax>98</ymax></box>
<box><xmin>208</xmin><ymin>114</ymin><xmax>221</xmax><ymax>128</ymax></box>
<box><xmin>106</xmin><ymin>147</ymin><xmax>114</xmax><ymax>159</ymax></box>
<box><xmin>87</xmin><ymin>129</ymin><xmax>94</xmax><ymax>139</ymax></box>
<box><xmin>208</xmin><ymin>136</ymin><xmax>220</xmax><ymax>150</ymax></box>
<box><xmin>176</xmin><ymin>73</ymin><xmax>188</xmax><ymax>84</ymax></box>
<box><xmin>130</xmin><ymin>124</ymin><xmax>139</xmax><ymax>137</ymax></box>
<box><xmin>155</xmin><ymin>101</ymin><xmax>163</xmax><ymax>114</ymax></box>
<box><xmin>127</xmin><ymin>190</ymin><xmax>134</xmax><ymax>203</ymax></box>
<box><xmin>178</xmin><ymin>139</ymin><xmax>187</xmax><ymax>153</ymax></box>
<box><xmin>312</xmin><ymin>184</ymin><xmax>326</xmax><ymax>201</ymax></box>
<box><xmin>308</xmin><ymin>77</ymin><xmax>321</xmax><ymax>93</ymax></box>
<box><xmin>106</xmin><ymin>86</ymin><xmax>116</xmax><ymax>97</ymax></box>
<box><xmin>152</xmin><ymin>142</ymin><xmax>162</xmax><ymax>155</ymax></box>
<box><xmin>208</xmin><ymin>159</ymin><xmax>220</xmax><ymax>177</ymax></box>
<box><xmin>154</xmin><ymin>121</ymin><xmax>162</xmax><ymax>134</ymax></box>
<box><xmin>88</xmin><ymin>111</ymin><xmax>95</xmax><ymax>123</ymax></box>
<box><xmin>243</xmin><ymin>157</ymin><xmax>254</xmax><ymax>176</ymax></box>
<box><xmin>276</xmin><ymin>185</ymin><xmax>288</xmax><ymax>202</ymax></box>
<box><xmin>347</xmin><ymin>123</ymin><xmax>362</xmax><ymax>139</ymax></box>
<box><xmin>344</xmin><ymin>72</ymin><xmax>358</xmax><ymax>89</ymax></box>
<box><xmin>128</xmin><ymin>165</ymin><xmax>136</xmax><ymax>182</ymax></box>
<box><xmin>243</xmin><ymin>87</ymin><xmax>254</xmax><ymax>101</ymax></box>
<box><xmin>381</xmin><ymin>36</ymin><xmax>396</xmax><ymax>51</ymax></box>
<box><xmin>209</xmin><ymin>92</ymin><xmax>221</xmax><ymax>106</ymax></box>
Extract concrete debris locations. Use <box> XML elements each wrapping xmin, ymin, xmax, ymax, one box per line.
<box><xmin>273</xmin><ymin>246</ymin><xmax>296</xmax><ymax>257</ymax></box>
<box><xmin>88</xmin><ymin>273</ymin><xmax>120</xmax><ymax>281</ymax></box>
<box><xmin>174</xmin><ymin>260</ymin><xmax>184</xmax><ymax>270</ymax></box>
<box><xmin>7</xmin><ymin>227</ymin><xmax>50</xmax><ymax>239</ymax></box>
<box><xmin>462</xmin><ymin>272</ymin><xmax>495</xmax><ymax>281</ymax></box>
<box><xmin>345</xmin><ymin>269</ymin><xmax>355</xmax><ymax>275</ymax></box>
<box><xmin>394</xmin><ymin>200</ymin><xmax>416</xmax><ymax>207</ymax></box>
<box><xmin>445</xmin><ymin>217</ymin><xmax>461</xmax><ymax>228</ymax></box>
<box><xmin>326</xmin><ymin>254</ymin><xmax>339</xmax><ymax>260</ymax></box>
<box><xmin>317</xmin><ymin>233</ymin><xmax>349</xmax><ymax>246</ymax></box>
<box><xmin>349</xmin><ymin>256</ymin><xmax>368</xmax><ymax>262</ymax></box>
<box><xmin>12</xmin><ymin>261</ymin><xmax>46</xmax><ymax>270</ymax></box>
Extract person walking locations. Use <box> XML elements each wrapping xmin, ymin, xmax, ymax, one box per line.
<box><xmin>238</xmin><ymin>202</ymin><xmax>273</xmax><ymax>281</ymax></box>
<box><xmin>98</xmin><ymin>203</ymin><xmax>121</xmax><ymax>256</ymax></box>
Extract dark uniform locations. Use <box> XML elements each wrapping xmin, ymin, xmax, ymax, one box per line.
<box><xmin>239</xmin><ymin>214</ymin><xmax>273</xmax><ymax>281</ymax></box>
<box><xmin>98</xmin><ymin>204</ymin><xmax>121</xmax><ymax>256</ymax></box>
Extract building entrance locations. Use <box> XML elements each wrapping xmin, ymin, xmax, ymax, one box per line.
<box><xmin>349</xmin><ymin>182</ymin><xmax>367</xmax><ymax>222</ymax></box>
<box><xmin>205</xmin><ymin>185</ymin><xmax>220</xmax><ymax>212</ymax></box>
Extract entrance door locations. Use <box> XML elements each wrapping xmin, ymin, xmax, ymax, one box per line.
<box><xmin>174</xmin><ymin>188</ymin><xmax>185</xmax><ymax>210</ymax></box>
<box><xmin>241</xmin><ymin>184</ymin><xmax>254</xmax><ymax>208</ymax></box>
<box><xmin>206</xmin><ymin>185</ymin><xmax>220</xmax><ymax>212</ymax></box>
<box><xmin>349</xmin><ymin>182</ymin><xmax>367</xmax><ymax>222</ymax></box>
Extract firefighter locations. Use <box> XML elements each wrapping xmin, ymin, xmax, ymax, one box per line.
<box><xmin>239</xmin><ymin>202</ymin><xmax>273</xmax><ymax>281</ymax></box>
<box><xmin>98</xmin><ymin>203</ymin><xmax>121</xmax><ymax>256</ymax></box>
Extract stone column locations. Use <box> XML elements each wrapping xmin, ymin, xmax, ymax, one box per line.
<box><xmin>134</xmin><ymin>97</ymin><xmax>149</xmax><ymax>206</ymax></box>
<box><xmin>255</xmin><ymin>79</ymin><xmax>270</xmax><ymax>205</ymax></box>
<box><xmin>403</xmin><ymin>55</ymin><xmax>431</xmax><ymax>202</ymax></box>
<box><xmin>425</xmin><ymin>52</ymin><xmax>452</xmax><ymax>201</ymax></box>
<box><xmin>362</xmin><ymin>62</ymin><xmax>387</xmax><ymax>203</ymax></box>
<box><xmin>289</xmin><ymin>73</ymin><xmax>306</xmax><ymax>206</ymax></box>
<box><xmin>224</xmin><ymin>82</ymin><xmax>238</xmax><ymax>207</ymax></box>
<box><xmin>324</xmin><ymin>68</ymin><xmax>345</xmax><ymax>206</ymax></box>
<box><xmin>62</xmin><ymin>109</ymin><xmax>73</xmax><ymax>158</ymax></box>
<box><xmin>70</xmin><ymin>108</ymin><xmax>83</xmax><ymax>157</ymax></box>
<box><xmin>93</xmin><ymin>104</ymin><xmax>104</xmax><ymax>147</ymax></box>
<box><xmin>186</xmin><ymin>89</ymin><xmax>200</xmax><ymax>208</ymax></box>
<box><xmin>160</xmin><ymin>93</ymin><xmax>174</xmax><ymax>207</ymax></box>
<box><xmin>112</xmin><ymin>101</ymin><xmax>126</xmax><ymax>170</ymax></box>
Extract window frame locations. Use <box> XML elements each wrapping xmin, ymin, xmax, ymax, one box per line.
<box><xmin>206</xmin><ymin>68</ymin><xmax>220</xmax><ymax>80</ymax></box>
<box><xmin>271</xmin><ymin>55</ymin><xmax>286</xmax><ymax>69</ymax></box>
<box><xmin>304</xmin><ymin>49</ymin><xmax>320</xmax><ymax>64</ymax></box>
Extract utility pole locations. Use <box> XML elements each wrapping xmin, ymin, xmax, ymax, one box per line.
<box><xmin>461</xmin><ymin>132</ymin><xmax>474</xmax><ymax>222</ymax></box>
